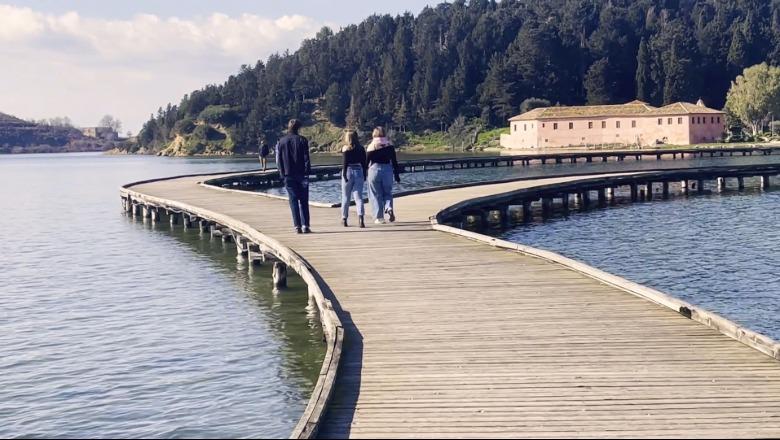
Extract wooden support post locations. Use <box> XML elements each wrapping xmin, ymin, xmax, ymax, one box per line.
<box><xmin>183</xmin><ymin>215</ymin><xmax>195</xmax><ymax>229</ymax></box>
<box><xmin>235</xmin><ymin>237</ymin><xmax>249</xmax><ymax>256</ymax></box>
<box><xmin>606</xmin><ymin>187</ymin><xmax>615</xmax><ymax>202</ymax></box>
<box><xmin>150</xmin><ymin>208</ymin><xmax>160</xmax><ymax>223</ymax></box>
<box><xmin>570</xmin><ymin>157</ymin><xmax>577</xmax><ymax>164</ymax></box>
<box><xmin>273</xmin><ymin>261</ymin><xmax>287</xmax><ymax>289</ymax></box>
<box><xmin>639</xmin><ymin>188</ymin><xmax>646</xmax><ymax>200</ymax></box>
<box><xmin>522</xmin><ymin>200</ymin><xmax>533</xmax><ymax>222</ymax></box>
<box><xmin>541</xmin><ymin>198</ymin><xmax>553</xmax><ymax>217</ymax></box>
<box><xmin>210</xmin><ymin>225</ymin><xmax>223</xmax><ymax>238</ymax></box>
<box><xmin>657</xmin><ymin>154</ymin><xmax>662</xmax><ymax>160</ymax></box>
<box><xmin>630</xmin><ymin>184</ymin><xmax>638</xmax><ymax>202</ymax></box>
<box><xmin>662</xmin><ymin>181</ymin><xmax>670</xmax><ymax>199</ymax></box>
<box><xmin>169</xmin><ymin>211</ymin><xmax>179</xmax><ymax>226</ymax></box>
<box><xmin>561</xmin><ymin>193</ymin><xmax>570</xmax><ymax>212</ymax></box>
<box><xmin>141</xmin><ymin>205</ymin><xmax>152</xmax><ymax>219</ymax></box>
<box><xmin>221</xmin><ymin>229</ymin><xmax>234</xmax><ymax>243</ymax></box>
<box><xmin>737</xmin><ymin>177</ymin><xmax>745</xmax><ymax>190</ymax></box>
<box><xmin>597</xmin><ymin>188</ymin><xmax>606</xmax><ymax>206</ymax></box>
<box><xmin>646</xmin><ymin>182</ymin><xmax>654</xmax><ymax>200</ymax></box>
<box><xmin>580</xmin><ymin>191</ymin><xmax>591</xmax><ymax>208</ymax></box>
<box><xmin>602</xmin><ymin>156</ymin><xmax>608</xmax><ymax>162</ymax></box>
<box><xmin>586</xmin><ymin>156</ymin><xmax>593</xmax><ymax>163</ymax></box>
<box><xmin>697</xmin><ymin>179</ymin><xmax>705</xmax><ymax>194</ymax></box>
<box><xmin>680</xmin><ymin>180</ymin><xmax>689</xmax><ymax>195</ymax></box>
<box><xmin>199</xmin><ymin>220</ymin><xmax>211</xmax><ymax>233</ymax></box>
<box><xmin>555</xmin><ymin>157</ymin><xmax>563</xmax><ymax>164</ymax></box>
<box><xmin>717</xmin><ymin>177</ymin><xmax>726</xmax><ymax>192</ymax></box>
<box><xmin>761</xmin><ymin>175</ymin><xmax>771</xmax><ymax>190</ymax></box>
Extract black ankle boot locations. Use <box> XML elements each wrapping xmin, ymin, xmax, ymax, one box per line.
<box><xmin>359</xmin><ymin>215</ymin><xmax>365</xmax><ymax>228</ymax></box>
<box><xmin>342</xmin><ymin>218</ymin><xmax>348</xmax><ymax>227</ymax></box>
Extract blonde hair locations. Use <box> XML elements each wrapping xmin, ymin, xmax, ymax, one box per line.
<box><xmin>372</xmin><ymin>126</ymin><xmax>385</xmax><ymax>138</ymax></box>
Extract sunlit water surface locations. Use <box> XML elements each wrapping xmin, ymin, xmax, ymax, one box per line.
<box><xmin>0</xmin><ymin>153</ymin><xmax>324</xmax><ymax>438</ymax></box>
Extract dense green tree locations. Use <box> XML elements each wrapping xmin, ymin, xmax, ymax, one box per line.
<box><xmin>725</xmin><ymin>63</ymin><xmax>780</xmax><ymax>136</ymax></box>
<box><xmin>132</xmin><ymin>0</ymin><xmax>780</xmax><ymax>154</ymax></box>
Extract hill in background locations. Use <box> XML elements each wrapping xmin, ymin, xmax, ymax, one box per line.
<box><xmin>128</xmin><ymin>0</ymin><xmax>780</xmax><ymax>156</ymax></box>
<box><xmin>0</xmin><ymin>112</ymin><xmax>115</xmax><ymax>154</ymax></box>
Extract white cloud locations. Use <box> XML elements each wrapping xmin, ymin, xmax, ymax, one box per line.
<box><xmin>0</xmin><ymin>5</ymin><xmax>326</xmax><ymax>132</ymax></box>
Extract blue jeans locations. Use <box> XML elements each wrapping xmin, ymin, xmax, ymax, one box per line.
<box><xmin>341</xmin><ymin>166</ymin><xmax>365</xmax><ymax>219</ymax></box>
<box><xmin>284</xmin><ymin>177</ymin><xmax>310</xmax><ymax>229</ymax></box>
<box><xmin>368</xmin><ymin>163</ymin><xmax>394</xmax><ymax>220</ymax></box>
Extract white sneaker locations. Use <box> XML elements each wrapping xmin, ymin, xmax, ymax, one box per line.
<box><xmin>374</xmin><ymin>218</ymin><xmax>386</xmax><ymax>224</ymax></box>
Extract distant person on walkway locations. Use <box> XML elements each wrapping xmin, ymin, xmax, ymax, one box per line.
<box><xmin>340</xmin><ymin>130</ymin><xmax>367</xmax><ymax>228</ymax></box>
<box><xmin>259</xmin><ymin>139</ymin><xmax>271</xmax><ymax>172</ymax></box>
<box><xmin>276</xmin><ymin>119</ymin><xmax>312</xmax><ymax>234</ymax></box>
<box><xmin>366</xmin><ymin>126</ymin><xmax>400</xmax><ymax>224</ymax></box>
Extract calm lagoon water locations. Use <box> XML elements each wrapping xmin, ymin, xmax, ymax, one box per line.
<box><xmin>498</xmin><ymin>179</ymin><xmax>780</xmax><ymax>341</ymax></box>
<box><xmin>0</xmin><ymin>153</ymin><xmax>324</xmax><ymax>438</ymax></box>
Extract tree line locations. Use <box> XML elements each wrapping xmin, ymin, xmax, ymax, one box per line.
<box><xmin>134</xmin><ymin>0</ymin><xmax>780</xmax><ymax>153</ymax></box>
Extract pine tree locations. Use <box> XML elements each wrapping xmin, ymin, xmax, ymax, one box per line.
<box><xmin>636</xmin><ymin>38</ymin><xmax>652</xmax><ymax>101</ymax></box>
<box><xmin>346</xmin><ymin>95</ymin><xmax>359</xmax><ymax>130</ymax></box>
<box><xmin>728</xmin><ymin>28</ymin><xmax>748</xmax><ymax>75</ymax></box>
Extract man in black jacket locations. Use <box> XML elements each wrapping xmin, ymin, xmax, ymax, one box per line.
<box><xmin>276</xmin><ymin>119</ymin><xmax>312</xmax><ymax>233</ymax></box>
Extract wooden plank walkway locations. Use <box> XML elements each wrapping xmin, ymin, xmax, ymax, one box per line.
<box><xmin>127</xmin><ymin>173</ymin><xmax>780</xmax><ymax>439</ymax></box>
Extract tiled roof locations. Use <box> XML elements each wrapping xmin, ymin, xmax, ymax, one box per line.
<box><xmin>509</xmin><ymin>101</ymin><xmax>723</xmax><ymax>121</ymax></box>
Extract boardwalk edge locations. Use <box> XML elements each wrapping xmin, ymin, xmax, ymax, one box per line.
<box><xmin>120</xmin><ymin>178</ymin><xmax>342</xmax><ymax>440</ymax></box>
<box><xmin>430</xmin><ymin>219</ymin><xmax>780</xmax><ymax>362</ymax></box>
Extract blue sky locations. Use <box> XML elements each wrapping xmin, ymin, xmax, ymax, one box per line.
<box><xmin>0</xmin><ymin>1</ymin><xmax>432</xmax><ymax>133</ymax></box>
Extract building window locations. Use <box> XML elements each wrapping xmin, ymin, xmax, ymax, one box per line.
<box><xmin>588</xmin><ymin>121</ymin><xmax>593</xmax><ymax>129</ymax></box>
<box><xmin>569</xmin><ymin>122</ymin><xmax>573</xmax><ymax>129</ymax></box>
<box><xmin>658</xmin><ymin>118</ymin><xmax>662</xmax><ymax>125</ymax></box>
<box><xmin>691</xmin><ymin>117</ymin><xmax>695</xmax><ymax>124</ymax></box>
<box><xmin>667</xmin><ymin>118</ymin><xmax>672</xmax><ymax>125</ymax></box>
<box><xmin>601</xmin><ymin>121</ymin><xmax>606</xmax><ymax>129</ymax></box>
<box><xmin>553</xmin><ymin>123</ymin><xmax>558</xmax><ymax>130</ymax></box>
<box><xmin>632</xmin><ymin>120</ymin><xmax>636</xmax><ymax>128</ymax></box>
<box><xmin>616</xmin><ymin>121</ymin><xmax>621</xmax><ymax>128</ymax></box>
<box><xmin>711</xmin><ymin>117</ymin><xmax>715</xmax><ymax>123</ymax></box>
<box><xmin>542</xmin><ymin>123</ymin><xmax>545</xmax><ymax>128</ymax></box>
<box><xmin>524</xmin><ymin>124</ymin><xmax>527</xmax><ymax>131</ymax></box>
<box><xmin>678</xmin><ymin>117</ymin><xmax>682</xmax><ymax>124</ymax></box>
<box><xmin>717</xmin><ymin>117</ymin><xmax>721</xmax><ymax>124</ymax></box>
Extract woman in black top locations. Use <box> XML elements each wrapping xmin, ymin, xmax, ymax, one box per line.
<box><xmin>341</xmin><ymin>131</ymin><xmax>368</xmax><ymax>228</ymax></box>
<box><xmin>366</xmin><ymin>126</ymin><xmax>401</xmax><ymax>223</ymax></box>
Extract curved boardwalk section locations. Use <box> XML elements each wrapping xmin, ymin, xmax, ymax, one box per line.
<box><xmin>124</xmin><ymin>171</ymin><xmax>780</xmax><ymax>439</ymax></box>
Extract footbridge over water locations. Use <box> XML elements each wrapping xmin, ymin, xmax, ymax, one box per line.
<box><xmin>121</xmin><ymin>162</ymin><xmax>780</xmax><ymax>439</ymax></box>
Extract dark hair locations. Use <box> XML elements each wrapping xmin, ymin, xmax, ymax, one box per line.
<box><xmin>345</xmin><ymin>130</ymin><xmax>361</xmax><ymax>150</ymax></box>
<box><xmin>288</xmin><ymin>119</ymin><xmax>301</xmax><ymax>134</ymax></box>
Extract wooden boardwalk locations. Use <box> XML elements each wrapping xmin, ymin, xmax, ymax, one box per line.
<box><xmin>125</xmin><ymin>172</ymin><xmax>780</xmax><ymax>439</ymax></box>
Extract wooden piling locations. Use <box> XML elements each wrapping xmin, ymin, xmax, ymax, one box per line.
<box><xmin>717</xmin><ymin>177</ymin><xmax>726</xmax><ymax>191</ymax></box>
<box><xmin>662</xmin><ymin>181</ymin><xmax>670</xmax><ymax>199</ymax></box>
<box><xmin>273</xmin><ymin>261</ymin><xmax>288</xmax><ymax>289</ymax></box>
<box><xmin>737</xmin><ymin>177</ymin><xmax>745</xmax><ymax>190</ymax></box>
<box><xmin>761</xmin><ymin>175</ymin><xmax>771</xmax><ymax>190</ymax></box>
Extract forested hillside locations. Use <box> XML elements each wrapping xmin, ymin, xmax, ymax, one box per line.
<box><xmin>131</xmin><ymin>0</ymin><xmax>780</xmax><ymax>155</ymax></box>
<box><xmin>0</xmin><ymin>112</ymin><xmax>101</xmax><ymax>154</ymax></box>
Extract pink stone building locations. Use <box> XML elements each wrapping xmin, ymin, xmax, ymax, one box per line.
<box><xmin>500</xmin><ymin>100</ymin><xmax>726</xmax><ymax>150</ymax></box>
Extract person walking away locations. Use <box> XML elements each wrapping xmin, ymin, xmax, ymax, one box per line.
<box><xmin>276</xmin><ymin>119</ymin><xmax>312</xmax><ymax>234</ymax></box>
<box><xmin>259</xmin><ymin>139</ymin><xmax>271</xmax><ymax>172</ymax></box>
<box><xmin>366</xmin><ymin>127</ymin><xmax>400</xmax><ymax>224</ymax></box>
<box><xmin>340</xmin><ymin>130</ymin><xmax>367</xmax><ymax>228</ymax></box>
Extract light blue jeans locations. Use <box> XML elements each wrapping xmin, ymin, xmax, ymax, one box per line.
<box><xmin>368</xmin><ymin>163</ymin><xmax>394</xmax><ymax>220</ymax></box>
<box><xmin>341</xmin><ymin>165</ymin><xmax>365</xmax><ymax>219</ymax></box>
